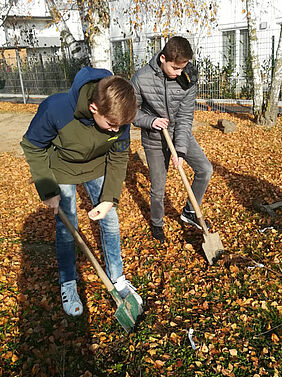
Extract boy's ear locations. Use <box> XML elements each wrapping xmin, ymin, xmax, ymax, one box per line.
<box><xmin>89</xmin><ymin>103</ymin><xmax>98</xmax><ymax>114</ymax></box>
<box><xmin>160</xmin><ymin>54</ymin><xmax>167</xmax><ymax>64</ymax></box>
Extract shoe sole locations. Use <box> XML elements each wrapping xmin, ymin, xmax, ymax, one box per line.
<box><xmin>63</xmin><ymin>305</ymin><xmax>83</xmax><ymax>316</ymax></box>
<box><xmin>180</xmin><ymin>214</ymin><xmax>203</xmax><ymax>230</ymax></box>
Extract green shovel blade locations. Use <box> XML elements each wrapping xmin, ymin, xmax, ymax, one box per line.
<box><xmin>111</xmin><ymin>288</ymin><xmax>143</xmax><ymax>333</ymax></box>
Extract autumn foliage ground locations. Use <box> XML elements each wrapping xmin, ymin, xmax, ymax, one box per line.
<box><xmin>0</xmin><ymin>103</ymin><xmax>281</xmax><ymax>377</ymax></box>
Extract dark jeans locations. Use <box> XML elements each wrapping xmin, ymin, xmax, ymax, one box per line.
<box><xmin>144</xmin><ymin>135</ymin><xmax>213</xmax><ymax>227</ymax></box>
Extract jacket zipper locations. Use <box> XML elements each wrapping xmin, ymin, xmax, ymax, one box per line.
<box><xmin>164</xmin><ymin>77</ymin><xmax>171</xmax><ymax>123</ymax></box>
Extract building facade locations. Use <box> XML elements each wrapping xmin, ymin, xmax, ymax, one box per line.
<box><xmin>0</xmin><ymin>0</ymin><xmax>281</xmax><ymax>101</ymax></box>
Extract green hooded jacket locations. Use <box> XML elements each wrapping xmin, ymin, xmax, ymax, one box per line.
<box><xmin>20</xmin><ymin>67</ymin><xmax>130</xmax><ymax>205</ymax></box>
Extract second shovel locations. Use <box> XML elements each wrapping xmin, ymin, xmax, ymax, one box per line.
<box><xmin>162</xmin><ymin>128</ymin><xmax>224</xmax><ymax>265</ymax></box>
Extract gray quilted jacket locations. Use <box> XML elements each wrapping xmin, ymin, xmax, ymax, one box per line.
<box><xmin>131</xmin><ymin>53</ymin><xmax>197</xmax><ymax>156</ymax></box>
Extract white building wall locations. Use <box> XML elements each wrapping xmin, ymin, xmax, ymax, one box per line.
<box><xmin>0</xmin><ymin>0</ymin><xmax>281</xmax><ymax>69</ymax></box>
<box><xmin>0</xmin><ymin>0</ymin><xmax>84</xmax><ymax>50</ymax></box>
<box><xmin>215</xmin><ymin>0</ymin><xmax>282</xmax><ymax>64</ymax></box>
<box><xmin>109</xmin><ymin>0</ymin><xmax>282</xmax><ymax>68</ymax></box>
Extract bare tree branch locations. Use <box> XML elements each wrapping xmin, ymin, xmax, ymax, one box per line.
<box><xmin>0</xmin><ymin>0</ymin><xmax>18</xmax><ymax>28</ymax></box>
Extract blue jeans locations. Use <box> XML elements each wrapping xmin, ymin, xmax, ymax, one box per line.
<box><xmin>55</xmin><ymin>176</ymin><xmax>123</xmax><ymax>285</ymax></box>
<box><xmin>144</xmin><ymin>135</ymin><xmax>213</xmax><ymax>227</ymax></box>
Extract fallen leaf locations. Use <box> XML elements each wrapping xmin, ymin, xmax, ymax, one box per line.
<box><xmin>229</xmin><ymin>349</ymin><xmax>238</xmax><ymax>357</ymax></box>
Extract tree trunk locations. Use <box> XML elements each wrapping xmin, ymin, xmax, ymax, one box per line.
<box><xmin>77</xmin><ymin>0</ymin><xmax>111</xmax><ymax>70</ymax></box>
<box><xmin>89</xmin><ymin>23</ymin><xmax>112</xmax><ymax>70</ymax></box>
<box><xmin>44</xmin><ymin>0</ymin><xmax>89</xmax><ymax>60</ymax></box>
<box><xmin>246</xmin><ymin>0</ymin><xmax>264</xmax><ymax>122</ymax></box>
<box><xmin>258</xmin><ymin>25</ymin><xmax>282</xmax><ymax>128</ymax></box>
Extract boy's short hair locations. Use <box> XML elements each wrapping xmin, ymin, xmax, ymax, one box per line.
<box><xmin>91</xmin><ymin>76</ymin><xmax>137</xmax><ymax>125</ymax></box>
<box><xmin>162</xmin><ymin>36</ymin><xmax>193</xmax><ymax>63</ymax></box>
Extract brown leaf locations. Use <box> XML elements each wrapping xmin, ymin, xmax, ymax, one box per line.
<box><xmin>271</xmin><ymin>333</ymin><xmax>279</xmax><ymax>344</ymax></box>
<box><xmin>154</xmin><ymin>360</ymin><xmax>165</xmax><ymax>368</ymax></box>
<box><xmin>229</xmin><ymin>349</ymin><xmax>237</xmax><ymax>357</ymax></box>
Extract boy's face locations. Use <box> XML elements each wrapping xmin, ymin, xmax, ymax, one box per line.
<box><xmin>89</xmin><ymin>103</ymin><xmax>119</xmax><ymax>132</ymax></box>
<box><xmin>160</xmin><ymin>54</ymin><xmax>189</xmax><ymax>79</ymax></box>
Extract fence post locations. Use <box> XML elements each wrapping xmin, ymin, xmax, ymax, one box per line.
<box><xmin>15</xmin><ymin>48</ymin><xmax>26</xmax><ymax>104</ymax></box>
<box><xmin>271</xmin><ymin>35</ymin><xmax>275</xmax><ymax>79</ymax></box>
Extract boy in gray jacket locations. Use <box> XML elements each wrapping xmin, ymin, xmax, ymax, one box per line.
<box><xmin>131</xmin><ymin>36</ymin><xmax>213</xmax><ymax>243</ymax></box>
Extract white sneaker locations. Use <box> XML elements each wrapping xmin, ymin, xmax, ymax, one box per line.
<box><xmin>114</xmin><ymin>275</ymin><xmax>143</xmax><ymax>307</ymax></box>
<box><xmin>61</xmin><ymin>280</ymin><xmax>83</xmax><ymax>317</ymax></box>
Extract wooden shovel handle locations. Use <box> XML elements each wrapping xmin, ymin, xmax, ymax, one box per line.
<box><xmin>58</xmin><ymin>207</ymin><xmax>115</xmax><ymax>292</ymax></box>
<box><xmin>162</xmin><ymin>128</ymin><xmax>209</xmax><ymax>235</ymax></box>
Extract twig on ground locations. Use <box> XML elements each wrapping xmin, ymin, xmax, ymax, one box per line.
<box><xmin>253</xmin><ymin>324</ymin><xmax>282</xmax><ymax>338</ymax></box>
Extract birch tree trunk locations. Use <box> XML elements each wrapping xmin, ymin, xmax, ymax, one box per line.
<box><xmin>89</xmin><ymin>21</ymin><xmax>111</xmax><ymax>70</ymax></box>
<box><xmin>246</xmin><ymin>0</ymin><xmax>264</xmax><ymax>122</ymax></box>
<box><xmin>45</xmin><ymin>0</ymin><xmax>89</xmax><ymax>60</ymax></box>
<box><xmin>260</xmin><ymin>25</ymin><xmax>282</xmax><ymax>127</ymax></box>
<box><xmin>77</xmin><ymin>0</ymin><xmax>112</xmax><ymax>70</ymax></box>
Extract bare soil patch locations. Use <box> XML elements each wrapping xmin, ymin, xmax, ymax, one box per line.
<box><xmin>0</xmin><ymin>112</ymin><xmax>35</xmax><ymax>156</ymax></box>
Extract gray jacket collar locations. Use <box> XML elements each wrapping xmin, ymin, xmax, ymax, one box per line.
<box><xmin>149</xmin><ymin>53</ymin><xmax>164</xmax><ymax>77</ymax></box>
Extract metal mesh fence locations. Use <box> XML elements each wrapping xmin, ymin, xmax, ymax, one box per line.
<box><xmin>0</xmin><ymin>49</ymin><xmax>88</xmax><ymax>103</ymax></box>
<box><xmin>194</xmin><ymin>28</ymin><xmax>281</xmax><ymax>113</ymax></box>
<box><xmin>0</xmin><ymin>30</ymin><xmax>281</xmax><ymax>113</ymax></box>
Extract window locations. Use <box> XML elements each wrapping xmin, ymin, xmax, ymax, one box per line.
<box><xmin>239</xmin><ymin>29</ymin><xmax>249</xmax><ymax>73</ymax></box>
<box><xmin>112</xmin><ymin>40</ymin><xmax>130</xmax><ymax>61</ymax></box>
<box><xmin>20</xmin><ymin>25</ymin><xmax>38</xmax><ymax>47</ymax></box>
<box><xmin>111</xmin><ymin>39</ymin><xmax>132</xmax><ymax>78</ymax></box>
<box><xmin>222</xmin><ymin>30</ymin><xmax>236</xmax><ymax>67</ymax></box>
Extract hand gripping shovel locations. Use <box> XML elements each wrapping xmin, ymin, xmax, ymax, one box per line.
<box><xmin>58</xmin><ymin>207</ymin><xmax>143</xmax><ymax>332</ymax></box>
<box><xmin>162</xmin><ymin>129</ymin><xmax>224</xmax><ymax>265</ymax></box>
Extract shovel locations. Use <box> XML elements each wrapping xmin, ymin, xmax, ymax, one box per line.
<box><xmin>162</xmin><ymin>129</ymin><xmax>224</xmax><ymax>265</ymax></box>
<box><xmin>58</xmin><ymin>207</ymin><xmax>143</xmax><ymax>332</ymax></box>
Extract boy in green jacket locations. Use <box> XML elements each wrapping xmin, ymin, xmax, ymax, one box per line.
<box><xmin>21</xmin><ymin>67</ymin><xmax>143</xmax><ymax>317</ymax></box>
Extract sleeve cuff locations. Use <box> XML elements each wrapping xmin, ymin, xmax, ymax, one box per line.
<box><xmin>99</xmin><ymin>195</ymin><xmax>119</xmax><ymax>207</ymax></box>
<box><xmin>113</xmin><ymin>198</ymin><xmax>119</xmax><ymax>207</ymax></box>
<box><xmin>150</xmin><ymin>118</ymin><xmax>157</xmax><ymax>129</ymax></box>
<box><xmin>176</xmin><ymin>151</ymin><xmax>186</xmax><ymax>158</ymax></box>
<box><xmin>35</xmin><ymin>181</ymin><xmax>60</xmax><ymax>201</ymax></box>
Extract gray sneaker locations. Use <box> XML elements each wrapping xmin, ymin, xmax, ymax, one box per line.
<box><xmin>61</xmin><ymin>280</ymin><xmax>83</xmax><ymax>317</ymax></box>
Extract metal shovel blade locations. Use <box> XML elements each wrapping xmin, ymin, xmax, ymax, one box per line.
<box><xmin>57</xmin><ymin>208</ymin><xmax>144</xmax><ymax>332</ymax></box>
<box><xmin>111</xmin><ymin>289</ymin><xmax>143</xmax><ymax>333</ymax></box>
<box><xmin>162</xmin><ymin>130</ymin><xmax>225</xmax><ymax>266</ymax></box>
<box><xmin>202</xmin><ymin>232</ymin><xmax>224</xmax><ymax>265</ymax></box>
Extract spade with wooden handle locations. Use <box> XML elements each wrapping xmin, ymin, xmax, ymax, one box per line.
<box><xmin>58</xmin><ymin>207</ymin><xmax>143</xmax><ymax>332</ymax></box>
<box><xmin>162</xmin><ymin>128</ymin><xmax>224</xmax><ymax>265</ymax></box>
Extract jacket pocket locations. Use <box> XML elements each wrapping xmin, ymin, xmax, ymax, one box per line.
<box><xmin>147</xmin><ymin>129</ymin><xmax>162</xmax><ymax>141</ymax></box>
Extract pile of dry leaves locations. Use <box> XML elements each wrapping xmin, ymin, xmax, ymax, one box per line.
<box><xmin>0</xmin><ymin>104</ymin><xmax>281</xmax><ymax>377</ymax></box>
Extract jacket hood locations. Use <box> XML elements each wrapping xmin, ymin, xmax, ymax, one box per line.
<box><xmin>74</xmin><ymin>82</ymin><xmax>97</xmax><ymax>123</ymax></box>
<box><xmin>68</xmin><ymin>66</ymin><xmax>112</xmax><ymax>112</ymax></box>
<box><xmin>149</xmin><ymin>53</ymin><xmax>163</xmax><ymax>76</ymax></box>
